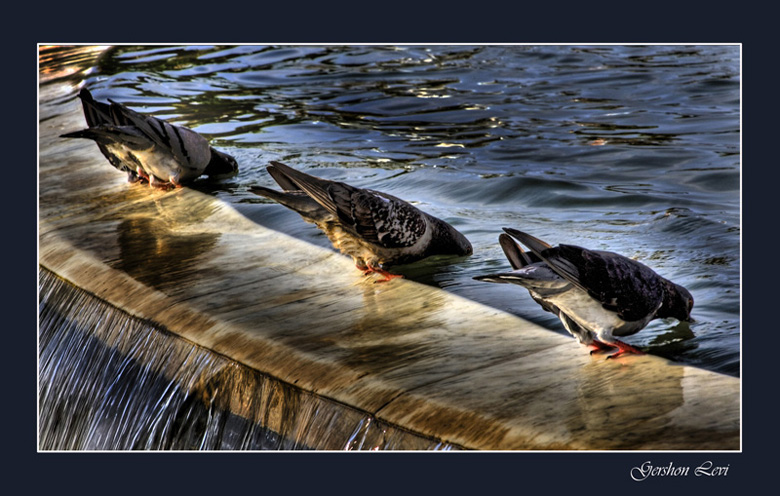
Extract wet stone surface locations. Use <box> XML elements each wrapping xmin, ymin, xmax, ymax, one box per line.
<box><xmin>39</xmin><ymin>77</ymin><xmax>739</xmax><ymax>450</ymax></box>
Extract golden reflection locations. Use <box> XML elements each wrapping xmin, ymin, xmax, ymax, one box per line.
<box><xmin>111</xmin><ymin>216</ymin><xmax>219</xmax><ymax>294</ymax></box>
<box><xmin>108</xmin><ymin>190</ymin><xmax>220</xmax><ymax>292</ymax></box>
<box><xmin>39</xmin><ymin>45</ymin><xmax>110</xmax><ymax>84</ymax></box>
<box><xmin>334</xmin><ymin>280</ymin><xmax>447</xmax><ymax>375</ymax></box>
<box><xmin>568</xmin><ymin>356</ymin><xmax>684</xmax><ymax>449</ymax></box>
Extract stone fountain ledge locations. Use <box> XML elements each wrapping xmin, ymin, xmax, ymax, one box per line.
<box><xmin>38</xmin><ymin>82</ymin><xmax>740</xmax><ymax>450</ymax></box>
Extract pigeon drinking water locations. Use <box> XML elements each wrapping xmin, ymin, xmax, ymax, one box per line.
<box><xmin>61</xmin><ymin>87</ymin><xmax>238</xmax><ymax>188</ymax></box>
<box><xmin>250</xmin><ymin>161</ymin><xmax>473</xmax><ymax>281</ymax></box>
<box><xmin>474</xmin><ymin>228</ymin><xmax>694</xmax><ymax>357</ymax></box>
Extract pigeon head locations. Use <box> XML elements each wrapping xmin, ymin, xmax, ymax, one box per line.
<box><xmin>204</xmin><ymin>149</ymin><xmax>239</xmax><ymax>178</ymax></box>
<box><xmin>658</xmin><ymin>280</ymin><xmax>694</xmax><ymax>322</ymax></box>
<box><xmin>428</xmin><ymin>217</ymin><xmax>473</xmax><ymax>257</ymax></box>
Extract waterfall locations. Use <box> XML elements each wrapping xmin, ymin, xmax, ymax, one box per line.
<box><xmin>38</xmin><ymin>267</ymin><xmax>459</xmax><ymax>451</ymax></box>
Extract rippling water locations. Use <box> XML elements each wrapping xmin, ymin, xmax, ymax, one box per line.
<box><xmin>39</xmin><ymin>44</ymin><xmax>740</xmax><ymax>376</ymax></box>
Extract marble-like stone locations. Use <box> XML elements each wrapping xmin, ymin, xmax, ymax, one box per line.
<box><xmin>38</xmin><ymin>79</ymin><xmax>740</xmax><ymax>450</ymax></box>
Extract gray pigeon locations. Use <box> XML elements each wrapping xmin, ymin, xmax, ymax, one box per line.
<box><xmin>61</xmin><ymin>87</ymin><xmax>238</xmax><ymax>188</ymax></box>
<box><xmin>474</xmin><ymin>228</ymin><xmax>694</xmax><ymax>357</ymax></box>
<box><xmin>250</xmin><ymin>161</ymin><xmax>473</xmax><ymax>281</ymax></box>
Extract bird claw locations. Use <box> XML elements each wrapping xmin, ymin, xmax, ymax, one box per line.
<box><xmin>588</xmin><ymin>340</ymin><xmax>615</xmax><ymax>355</ymax></box>
<box><xmin>358</xmin><ymin>262</ymin><xmax>403</xmax><ymax>282</ymax></box>
<box><xmin>603</xmin><ymin>341</ymin><xmax>645</xmax><ymax>359</ymax></box>
<box><xmin>145</xmin><ymin>174</ymin><xmax>179</xmax><ymax>191</ymax></box>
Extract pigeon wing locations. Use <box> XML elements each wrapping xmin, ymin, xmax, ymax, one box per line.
<box><xmin>60</xmin><ymin>126</ymin><xmax>151</xmax><ymax>150</ymax></box>
<box><xmin>330</xmin><ymin>184</ymin><xmax>427</xmax><ymax>248</ymax></box>
<box><xmin>107</xmin><ymin>99</ymin><xmax>211</xmax><ymax>171</ymax></box>
<box><xmin>267</xmin><ymin>161</ymin><xmax>426</xmax><ymax>248</ymax></box>
<box><xmin>249</xmin><ymin>185</ymin><xmax>331</xmax><ymax>223</ymax></box>
<box><xmin>503</xmin><ymin>229</ymin><xmax>664</xmax><ymax>322</ymax></box>
<box><xmin>544</xmin><ymin>244</ymin><xmax>665</xmax><ymax>322</ymax></box>
<box><xmin>267</xmin><ymin>163</ymin><xmax>304</xmax><ymax>192</ymax></box>
<box><xmin>69</xmin><ymin>89</ymin><xmax>135</xmax><ymax>173</ymax></box>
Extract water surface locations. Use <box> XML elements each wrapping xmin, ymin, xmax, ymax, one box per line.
<box><xmin>39</xmin><ymin>44</ymin><xmax>740</xmax><ymax>376</ymax></box>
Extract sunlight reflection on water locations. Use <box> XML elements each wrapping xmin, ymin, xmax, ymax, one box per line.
<box><xmin>40</xmin><ymin>44</ymin><xmax>740</xmax><ymax>376</ymax></box>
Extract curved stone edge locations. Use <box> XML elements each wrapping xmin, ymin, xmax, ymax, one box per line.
<box><xmin>39</xmin><ymin>203</ymin><xmax>741</xmax><ymax>450</ymax></box>
<box><xmin>39</xmin><ymin>77</ymin><xmax>741</xmax><ymax>451</ymax></box>
<box><xmin>39</xmin><ymin>266</ymin><xmax>463</xmax><ymax>450</ymax></box>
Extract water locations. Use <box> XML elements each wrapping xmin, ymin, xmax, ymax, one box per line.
<box><xmin>39</xmin><ymin>44</ymin><xmax>740</xmax><ymax>377</ymax></box>
<box><xmin>38</xmin><ymin>267</ymin><xmax>459</xmax><ymax>450</ymax></box>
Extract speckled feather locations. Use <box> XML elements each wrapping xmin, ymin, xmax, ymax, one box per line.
<box><xmin>251</xmin><ymin>161</ymin><xmax>472</xmax><ymax>271</ymax></box>
<box><xmin>329</xmin><ymin>183</ymin><xmax>427</xmax><ymax>249</ymax></box>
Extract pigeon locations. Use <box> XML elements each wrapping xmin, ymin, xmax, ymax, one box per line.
<box><xmin>61</xmin><ymin>87</ymin><xmax>238</xmax><ymax>188</ymax></box>
<box><xmin>249</xmin><ymin>161</ymin><xmax>473</xmax><ymax>281</ymax></box>
<box><xmin>474</xmin><ymin>228</ymin><xmax>694</xmax><ymax>357</ymax></box>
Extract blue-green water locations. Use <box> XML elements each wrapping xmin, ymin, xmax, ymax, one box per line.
<box><xmin>40</xmin><ymin>44</ymin><xmax>740</xmax><ymax>376</ymax></box>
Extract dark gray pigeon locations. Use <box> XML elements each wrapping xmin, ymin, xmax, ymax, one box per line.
<box><xmin>250</xmin><ymin>161</ymin><xmax>473</xmax><ymax>281</ymax></box>
<box><xmin>474</xmin><ymin>228</ymin><xmax>694</xmax><ymax>357</ymax></box>
<box><xmin>61</xmin><ymin>87</ymin><xmax>238</xmax><ymax>188</ymax></box>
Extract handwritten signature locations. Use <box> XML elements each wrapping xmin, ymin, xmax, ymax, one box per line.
<box><xmin>631</xmin><ymin>461</ymin><xmax>729</xmax><ymax>481</ymax></box>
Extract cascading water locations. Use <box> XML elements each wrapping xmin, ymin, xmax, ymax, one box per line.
<box><xmin>38</xmin><ymin>267</ymin><xmax>459</xmax><ymax>451</ymax></box>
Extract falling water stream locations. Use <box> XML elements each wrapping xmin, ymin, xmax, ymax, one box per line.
<box><xmin>38</xmin><ymin>268</ymin><xmax>458</xmax><ymax>450</ymax></box>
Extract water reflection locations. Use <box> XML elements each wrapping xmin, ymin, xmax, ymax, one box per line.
<box><xmin>111</xmin><ymin>216</ymin><xmax>219</xmax><ymax>293</ymax></box>
<box><xmin>570</xmin><ymin>357</ymin><xmax>684</xmax><ymax>449</ymax></box>
<box><xmin>40</xmin><ymin>44</ymin><xmax>740</xmax><ymax>376</ymax></box>
<box><xmin>339</xmin><ymin>281</ymin><xmax>449</xmax><ymax>377</ymax></box>
<box><xmin>39</xmin><ymin>45</ymin><xmax>110</xmax><ymax>85</ymax></box>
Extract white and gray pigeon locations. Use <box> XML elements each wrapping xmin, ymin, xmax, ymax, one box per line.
<box><xmin>250</xmin><ymin>161</ymin><xmax>473</xmax><ymax>281</ymax></box>
<box><xmin>474</xmin><ymin>228</ymin><xmax>694</xmax><ymax>357</ymax></box>
<box><xmin>61</xmin><ymin>87</ymin><xmax>238</xmax><ymax>188</ymax></box>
